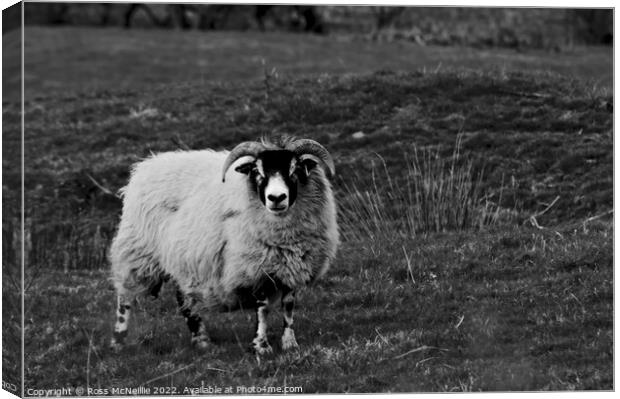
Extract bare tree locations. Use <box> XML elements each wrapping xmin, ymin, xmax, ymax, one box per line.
<box><xmin>122</xmin><ymin>3</ymin><xmax>165</xmax><ymax>28</ymax></box>
<box><xmin>23</xmin><ymin>3</ymin><xmax>70</xmax><ymax>26</ymax></box>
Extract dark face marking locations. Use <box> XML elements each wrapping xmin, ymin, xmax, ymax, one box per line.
<box><xmin>250</xmin><ymin>151</ymin><xmax>297</xmax><ymax>214</ymax></box>
<box><xmin>235</xmin><ymin>150</ymin><xmax>319</xmax><ymax>214</ymax></box>
<box><xmin>118</xmin><ymin>316</ymin><xmax>125</xmax><ymax>323</ymax></box>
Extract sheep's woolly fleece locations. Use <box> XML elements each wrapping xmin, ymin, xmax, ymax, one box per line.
<box><xmin>109</xmin><ymin>138</ymin><xmax>339</xmax><ymax>311</ymax></box>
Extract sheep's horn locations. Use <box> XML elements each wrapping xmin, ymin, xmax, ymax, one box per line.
<box><xmin>222</xmin><ymin>141</ymin><xmax>265</xmax><ymax>182</ymax></box>
<box><xmin>287</xmin><ymin>139</ymin><xmax>335</xmax><ymax>178</ymax></box>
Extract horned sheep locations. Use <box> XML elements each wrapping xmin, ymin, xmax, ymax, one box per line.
<box><xmin>109</xmin><ymin>136</ymin><xmax>339</xmax><ymax>354</ymax></box>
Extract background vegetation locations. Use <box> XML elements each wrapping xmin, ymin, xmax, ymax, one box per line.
<box><xmin>8</xmin><ymin>3</ymin><xmax>614</xmax><ymax>48</ymax></box>
<box><xmin>1</xmin><ymin>4</ymin><xmax>613</xmax><ymax>394</ymax></box>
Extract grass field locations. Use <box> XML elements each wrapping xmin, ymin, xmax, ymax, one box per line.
<box><xmin>2</xmin><ymin>26</ymin><xmax>613</xmax><ymax>102</ymax></box>
<box><xmin>1</xmin><ymin>27</ymin><xmax>613</xmax><ymax>393</ymax></box>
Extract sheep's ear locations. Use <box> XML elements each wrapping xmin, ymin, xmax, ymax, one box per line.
<box><xmin>298</xmin><ymin>154</ymin><xmax>320</xmax><ymax>177</ymax></box>
<box><xmin>234</xmin><ymin>161</ymin><xmax>255</xmax><ymax>176</ymax></box>
<box><xmin>296</xmin><ymin>154</ymin><xmax>320</xmax><ymax>178</ymax></box>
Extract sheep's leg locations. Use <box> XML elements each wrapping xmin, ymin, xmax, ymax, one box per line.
<box><xmin>110</xmin><ymin>293</ymin><xmax>133</xmax><ymax>352</ymax></box>
<box><xmin>281</xmin><ymin>289</ymin><xmax>299</xmax><ymax>350</ymax></box>
<box><xmin>252</xmin><ymin>298</ymin><xmax>273</xmax><ymax>355</ymax></box>
<box><xmin>175</xmin><ymin>290</ymin><xmax>209</xmax><ymax>349</ymax></box>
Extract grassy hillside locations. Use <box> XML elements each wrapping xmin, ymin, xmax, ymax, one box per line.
<box><xmin>1</xmin><ymin>28</ymin><xmax>613</xmax><ymax>392</ymax></box>
<box><xmin>2</xmin><ymin>27</ymin><xmax>613</xmax><ymax>102</ymax></box>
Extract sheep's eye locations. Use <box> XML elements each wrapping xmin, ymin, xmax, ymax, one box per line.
<box><xmin>235</xmin><ymin>162</ymin><xmax>256</xmax><ymax>176</ymax></box>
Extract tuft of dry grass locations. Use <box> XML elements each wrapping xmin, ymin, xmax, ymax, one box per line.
<box><xmin>338</xmin><ymin>134</ymin><xmax>510</xmax><ymax>243</ymax></box>
<box><xmin>24</xmin><ymin>217</ymin><xmax>111</xmax><ymax>273</ymax></box>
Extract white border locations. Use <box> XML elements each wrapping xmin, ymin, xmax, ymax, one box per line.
<box><xmin>0</xmin><ymin>2</ymin><xmax>616</xmax><ymax>399</ymax></box>
<box><xmin>9</xmin><ymin>0</ymin><xmax>620</xmax><ymax>7</ymax></box>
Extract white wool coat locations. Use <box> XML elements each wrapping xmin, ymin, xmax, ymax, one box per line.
<box><xmin>109</xmin><ymin>150</ymin><xmax>339</xmax><ymax>310</ymax></box>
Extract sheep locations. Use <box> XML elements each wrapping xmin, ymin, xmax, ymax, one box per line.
<box><xmin>109</xmin><ymin>136</ymin><xmax>339</xmax><ymax>354</ymax></box>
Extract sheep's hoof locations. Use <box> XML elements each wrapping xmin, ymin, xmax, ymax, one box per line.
<box><xmin>281</xmin><ymin>330</ymin><xmax>299</xmax><ymax>351</ymax></box>
<box><xmin>251</xmin><ymin>338</ymin><xmax>273</xmax><ymax>356</ymax></box>
<box><xmin>191</xmin><ymin>338</ymin><xmax>210</xmax><ymax>350</ymax></box>
<box><xmin>255</xmin><ymin>344</ymin><xmax>273</xmax><ymax>356</ymax></box>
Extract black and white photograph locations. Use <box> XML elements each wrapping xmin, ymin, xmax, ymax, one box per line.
<box><xmin>1</xmin><ymin>0</ymin><xmax>614</xmax><ymax>395</ymax></box>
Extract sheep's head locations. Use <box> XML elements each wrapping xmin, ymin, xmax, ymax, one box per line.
<box><xmin>222</xmin><ymin>137</ymin><xmax>335</xmax><ymax>215</ymax></box>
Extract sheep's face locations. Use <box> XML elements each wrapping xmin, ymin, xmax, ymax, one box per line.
<box><xmin>235</xmin><ymin>150</ymin><xmax>316</xmax><ymax>216</ymax></box>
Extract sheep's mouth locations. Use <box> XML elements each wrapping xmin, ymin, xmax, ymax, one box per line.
<box><xmin>267</xmin><ymin>205</ymin><xmax>288</xmax><ymax>214</ymax></box>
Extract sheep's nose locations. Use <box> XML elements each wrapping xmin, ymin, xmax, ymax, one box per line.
<box><xmin>268</xmin><ymin>193</ymin><xmax>287</xmax><ymax>204</ymax></box>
